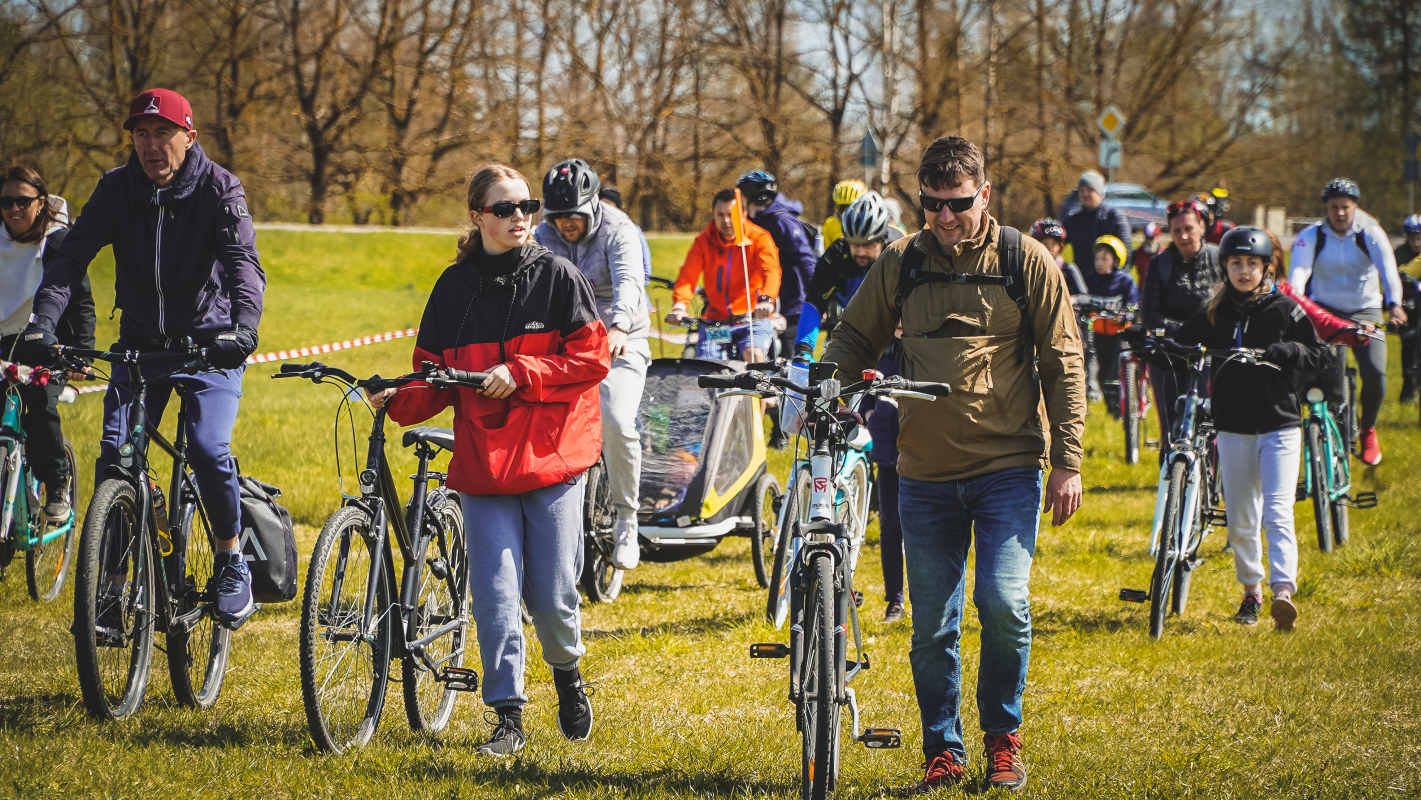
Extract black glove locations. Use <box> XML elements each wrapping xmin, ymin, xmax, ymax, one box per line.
<box><xmin>793</xmin><ymin>341</ymin><xmax>814</xmax><ymax>357</ymax></box>
<box><xmin>204</xmin><ymin>325</ymin><xmax>259</xmax><ymax>370</ymax></box>
<box><xmin>15</xmin><ymin>317</ymin><xmax>59</xmax><ymax>367</ymax></box>
<box><xmin>1264</xmin><ymin>341</ymin><xmax>1298</xmax><ymax>367</ymax></box>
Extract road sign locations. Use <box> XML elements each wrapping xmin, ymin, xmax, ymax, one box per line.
<box><xmin>859</xmin><ymin>129</ymin><xmax>880</xmax><ymax>168</ymax></box>
<box><xmin>1405</xmin><ymin>159</ymin><xmax>1420</xmax><ymax>183</ymax></box>
<box><xmin>1097</xmin><ymin>106</ymin><xmax>1127</xmax><ymax>140</ymax></box>
<box><xmin>1098</xmin><ymin>139</ymin><xmax>1122</xmax><ymax>170</ymax></box>
<box><xmin>1407</xmin><ymin>133</ymin><xmax>1421</xmax><ymax>157</ymax></box>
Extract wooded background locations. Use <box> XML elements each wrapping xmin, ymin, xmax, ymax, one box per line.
<box><xmin>1</xmin><ymin>0</ymin><xmax>1417</xmax><ymax>231</ymax></box>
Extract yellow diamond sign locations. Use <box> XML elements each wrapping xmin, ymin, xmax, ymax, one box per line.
<box><xmin>1097</xmin><ymin>106</ymin><xmax>1126</xmax><ymax>140</ymax></box>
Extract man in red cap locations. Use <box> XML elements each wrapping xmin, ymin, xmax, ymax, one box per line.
<box><xmin>19</xmin><ymin>88</ymin><xmax>267</xmax><ymax>631</ymax></box>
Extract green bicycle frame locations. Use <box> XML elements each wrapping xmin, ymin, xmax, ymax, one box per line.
<box><xmin>1</xmin><ymin>391</ymin><xmax>74</xmax><ymax>552</ymax></box>
<box><xmin>1303</xmin><ymin>400</ymin><xmax>1350</xmax><ymax>504</ymax></box>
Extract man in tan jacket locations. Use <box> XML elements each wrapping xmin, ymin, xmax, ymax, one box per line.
<box><xmin>822</xmin><ymin>136</ymin><xmax>1085</xmax><ymax>794</ymax></box>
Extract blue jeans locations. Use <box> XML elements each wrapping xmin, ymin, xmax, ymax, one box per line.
<box><xmin>898</xmin><ymin>467</ymin><xmax>1042</xmax><ymax>760</ymax></box>
<box><xmin>695</xmin><ymin>318</ymin><xmax>775</xmax><ymax>360</ymax></box>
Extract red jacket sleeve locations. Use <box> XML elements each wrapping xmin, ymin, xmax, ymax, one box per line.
<box><xmin>1277</xmin><ymin>280</ymin><xmax>1368</xmax><ymax>347</ymax></box>
<box><xmin>387</xmin><ymin>299</ymin><xmax>454</xmax><ymax>426</ymax></box>
<box><xmin>505</xmin><ymin>266</ymin><xmax>611</xmax><ymax>401</ymax></box>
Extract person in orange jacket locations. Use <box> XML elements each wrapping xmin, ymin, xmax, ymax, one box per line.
<box><xmin>666</xmin><ymin>188</ymin><xmax>781</xmax><ymax>362</ymax></box>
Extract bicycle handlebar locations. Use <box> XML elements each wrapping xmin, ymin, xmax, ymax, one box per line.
<box><xmin>273</xmin><ymin>360</ymin><xmax>488</xmax><ymax>391</ymax></box>
<box><xmin>698</xmin><ymin>370</ymin><xmax>951</xmax><ymax>399</ymax></box>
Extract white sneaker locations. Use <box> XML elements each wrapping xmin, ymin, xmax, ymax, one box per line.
<box><xmin>611</xmin><ymin>518</ymin><xmax>639</xmax><ymax>570</ymax></box>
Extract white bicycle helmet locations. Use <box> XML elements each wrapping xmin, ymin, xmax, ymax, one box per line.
<box><xmin>840</xmin><ymin>191</ymin><xmax>891</xmax><ymax>244</ymax></box>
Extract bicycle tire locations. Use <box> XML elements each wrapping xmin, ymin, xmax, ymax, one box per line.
<box><xmin>801</xmin><ymin>553</ymin><xmax>837</xmax><ymax>800</ymax></box>
<box><xmin>1149</xmin><ymin>461</ymin><xmax>1187</xmax><ymax>640</ymax></box>
<box><xmin>1306</xmin><ymin>420</ymin><xmax>1332</xmax><ymax>553</ymax></box>
<box><xmin>300</xmin><ymin>505</ymin><xmax>393</xmax><ymax>754</ymax></box>
<box><xmin>403</xmin><ymin>492</ymin><xmax>469</xmax><ymax>733</ymax></box>
<box><xmin>73</xmin><ymin>479</ymin><xmax>156</xmax><ymax>720</ymax></box>
<box><xmin>750</xmin><ymin>473</ymin><xmax>781</xmax><ymax>589</ymax></box>
<box><xmin>167</xmin><ymin>497</ymin><xmax>231</xmax><ymax>710</ymax></box>
<box><xmin>27</xmin><ymin>438</ymin><xmax>78</xmax><ymax>603</ymax></box>
<box><xmin>768</xmin><ymin>468</ymin><xmax>811</xmax><ymax>627</ymax></box>
<box><xmin>843</xmin><ymin>459</ymin><xmax>871</xmax><ymax>546</ymax></box>
<box><xmin>580</xmin><ymin>458</ymin><xmax>622</xmax><ymax>603</ymax></box>
<box><xmin>1123</xmin><ymin>360</ymin><xmax>1140</xmax><ymax>464</ymax></box>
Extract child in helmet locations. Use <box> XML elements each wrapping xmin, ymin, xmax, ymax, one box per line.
<box><xmin>1133</xmin><ymin>222</ymin><xmax>1162</xmax><ymax>284</ymax></box>
<box><xmin>1030</xmin><ymin>217</ymin><xmax>1086</xmax><ymax>295</ymax></box>
<box><xmin>1084</xmin><ymin>235</ymin><xmax>1138</xmax><ymax>416</ymax></box>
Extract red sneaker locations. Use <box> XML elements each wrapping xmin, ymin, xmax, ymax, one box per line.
<box><xmin>1360</xmin><ymin>426</ymin><xmax>1382</xmax><ymax>466</ymax></box>
<box><xmin>914</xmin><ymin>751</ymin><xmax>964</xmax><ymax>794</ymax></box>
<box><xmin>983</xmin><ymin>732</ymin><xmax>1028</xmax><ymax>793</ymax></box>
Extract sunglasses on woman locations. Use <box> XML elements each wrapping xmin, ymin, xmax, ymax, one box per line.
<box><xmin>475</xmin><ymin>199</ymin><xmax>541</xmax><ymax>218</ymax></box>
<box><xmin>1166</xmin><ymin>200</ymin><xmax>1205</xmax><ymax>221</ymax></box>
<box><xmin>919</xmin><ymin>186</ymin><xmax>982</xmax><ymax>214</ymax></box>
<box><xmin>0</xmin><ymin>196</ymin><xmax>42</xmax><ymax>211</ymax></box>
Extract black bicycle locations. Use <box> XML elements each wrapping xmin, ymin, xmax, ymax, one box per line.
<box><xmin>278</xmin><ymin>361</ymin><xmax>484</xmax><ymax>754</ymax></box>
<box><xmin>58</xmin><ymin>341</ymin><xmax>233</xmax><ymax>720</ymax></box>
<box><xmin>580</xmin><ymin>455</ymin><xmax>621</xmax><ymax>602</ymax></box>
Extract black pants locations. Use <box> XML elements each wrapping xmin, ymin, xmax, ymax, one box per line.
<box><xmin>1149</xmin><ymin>364</ymin><xmax>1184</xmax><ymax>464</ymax></box>
<box><xmin>1320</xmin><ymin>305</ymin><xmax>1386</xmax><ymax>429</ymax></box>
<box><xmin>875</xmin><ymin>463</ymin><xmax>904</xmax><ymax>604</ymax></box>
<box><xmin>0</xmin><ymin>333</ymin><xmax>70</xmax><ymax>487</ymax></box>
<box><xmin>1094</xmin><ymin>334</ymin><xmax>1123</xmax><ymax>414</ymax></box>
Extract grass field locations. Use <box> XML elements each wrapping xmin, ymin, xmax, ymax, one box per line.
<box><xmin>0</xmin><ymin>229</ymin><xmax>1418</xmax><ymax>798</ymax></box>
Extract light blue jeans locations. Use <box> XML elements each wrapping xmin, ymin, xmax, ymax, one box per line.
<box><xmin>898</xmin><ymin>467</ymin><xmax>1042</xmax><ymax>760</ymax></box>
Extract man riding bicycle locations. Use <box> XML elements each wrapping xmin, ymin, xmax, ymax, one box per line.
<box><xmin>793</xmin><ymin>191</ymin><xmax>902</xmax><ymax>357</ymax></box>
<box><xmin>1288</xmin><ymin>178</ymin><xmax>1405</xmax><ymax>465</ymax></box>
<box><xmin>19</xmin><ymin>88</ymin><xmax>266</xmax><ymax>629</ymax></box>
<box><xmin>666</xmin><ymin>189</ymin><xmax>780</xmax><ymax>363</ymax></box>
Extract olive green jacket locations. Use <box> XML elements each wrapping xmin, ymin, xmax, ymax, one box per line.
<box><xmin>823</xmin><ymin>215</ymin><xmax>1086</xmax><ymax>481</ymax></box>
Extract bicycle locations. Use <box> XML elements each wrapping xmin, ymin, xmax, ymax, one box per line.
<box><xmin>0</xmin><ymin>362</ymin><xmax>78</xmax><ymax>602</ymax></box>
<box><xmin>1080</xmin><ymin>302</ymin><xmax>1156</xmax><ymax>465</ymax></box>
<box><xmin>59</xmin><ymin>341</ymin><xmax>234</xmax><ymax>720</ymax></box>
<box><xmin>703</xmin><ymin>363</ymin><xmax>950</xmax><ymax>800</ymax></box>
<box><xmin>580</xmin><ymin>455</ymin><xmax>621</xmax><ymax>602</ymax></box>
<box><xmin>1301</xmin><ymin>335</ymin><xmax>1380</xmax><ymax>552</ymax></box>
<box><xmin>277</xmin><ymin>360</ymin><xmax>484</xmax><ymax>754</ymax></box>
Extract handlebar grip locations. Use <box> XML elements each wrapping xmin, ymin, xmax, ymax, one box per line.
<box><xmin>280</xmin><ymin>362</ymin><xmax>319</xmax><ymax>374</ymax></box>
<box><xmin>698</xmin><ymin>375</ymin><xmax>739</xmax><ymax>389</ymax></box>
<box><xmin>903</xmin><ymin>381</ymin><xmax>952</xmax><ymax>397</ymax></box>
<box><xmin>444</xmin><ymin>368</ymin><xmax>488</xmax><ymax>386</ymax></box>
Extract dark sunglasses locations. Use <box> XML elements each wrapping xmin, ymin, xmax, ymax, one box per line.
<box><xmin>919</xmin><ymin>186</ymin><xmax>982</xmax><ymax>214</ymax></box>
<box><xmin>476</xmin><ymin>199</ymin><xmax>541</xmax><ymax>218</ymax></box>
<box><xmin>0</xmin><ymin>196</ymin><xmax>42</xmax><ymax>211</ymax></box>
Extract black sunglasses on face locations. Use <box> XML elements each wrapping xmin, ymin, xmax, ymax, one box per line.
<box><xmin>0</xmin><ymin>196</ymin><xmax>41</xmax><ymax>211</ymax></box>
<box><xmin>919</xmin><ymin>186</ymin><xmax>983</xmax><ymax>214</ymax></box>
<box><xmin>476</xmin><ymin>199</ymin><xmax>541</xmax><ymax>218</ymax></box>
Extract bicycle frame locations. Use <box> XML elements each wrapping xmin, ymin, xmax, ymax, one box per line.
<box><xmin>1118</xmin><ymin>349</ymin><xmax>1151</xmax><ymax>423</ymax></box>
<box><xmin>1146</xmin><ymin>352</ymin><xmax>1216</xmax><ymax>559</ymax></box>
<box><xmin>1303</xmin><ymin>399</ymin><xmax>1350</xmax><ymax>504</ymax></box>
<box><xmin>0</xmin><ymin>389</ymin><xmax>74</xmax><ymax>552</ymax></box>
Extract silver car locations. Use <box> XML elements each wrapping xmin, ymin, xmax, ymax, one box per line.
<box><xmin>1059</xmin><ymin>183</ymin><xmax>1169</xmax><ymax>232</ymax></box>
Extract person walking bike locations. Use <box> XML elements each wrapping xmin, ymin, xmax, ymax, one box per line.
<box><xmin>1287</xmin><ymin>179</ymin><xmax>1405</xmax><ymax>465</ymax></box>
<box><xmin>18</xmin><ymin>88</ymin><xmax>265</xmax><ymax>629</ymax></box>
<box><xmin>535</xmin><ymin>159</ymin><xmax>649</xmax><ymax>571</ymax></box>
<box><xmin>821</xmin><ymin>136</ymin><xmax>1086</xmax><ymax>794</ymax></box>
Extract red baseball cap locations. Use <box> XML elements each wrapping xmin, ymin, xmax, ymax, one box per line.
<box><xmin>123</xmin><ymin>88</ymin><xmax>194</xmax><ymax>131</ymax></box>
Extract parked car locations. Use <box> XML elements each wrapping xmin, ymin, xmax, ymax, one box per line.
<box><xmin>1059</xmin><ymin>183</ymin><xmax>1168</xmax><ymax>232</ymax></box>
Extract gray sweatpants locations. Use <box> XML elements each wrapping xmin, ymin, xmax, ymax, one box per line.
<box><xmin>461</xmin><ymin>476</ymin><xmax>586</xmax><ymax>708</ymax></box>
<box><xmin>601</xmin><ymin>344</ymin><xmax>650</xmax><ymax>521</ymax></box>
<box><xmin>1217</xmin><ymin>428</ymin><xmax>1302</xmax><ymax>595</ymax></box>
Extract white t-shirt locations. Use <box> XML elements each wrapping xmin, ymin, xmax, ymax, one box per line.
<box><xmin>1288</xmin><ymin>218</ymin><xmax>1401</xmax><ymax>314</ymax></box>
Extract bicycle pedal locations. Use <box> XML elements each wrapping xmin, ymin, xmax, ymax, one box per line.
<box><xmin>750</xmin><ymin>642</ymin><xmax>789</xmax><ymax>659</ymax></box>
<box><xmin>859</xmin><ymin>727</ymin><xmax>902</xmax><ymax>749</ymax></box>
<box><xmin>440</xmin><ymin>666</ymin><xmax>479</xmax><ymax>692</ymax></box>
<box><xmin>1295</xmin><ymin>485</ymin><xmax>1308</xmax><ymax>502</ymax></box>
<box><xmin>1118</xmin><ymin>588</ymin><xmax>1148</xmax><ymax>603</ymax></box>
<box><xmin>852</xmin><ymin>590</ymin><xmax>864</xmax><ymax>609</ymax></box>
<box><xmin>1347</xmin><ymin>491</ymin><xmax>1378</xmax><ymax>509</ymax></box>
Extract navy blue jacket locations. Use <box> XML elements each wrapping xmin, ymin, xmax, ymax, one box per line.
<box><xmin>34</xmin><ymin>142</ymin><xmax>265</xmax><ymax>347</ymax></box>
<box><xmin>1063</xmin><ymin>203</ymin><xmax>1132</xmax><ymax>276</ymax></box>
<box><xmin>863</xmin><ymin>342</ymin><xmax>901</xmax><ymax>466</ymax></box>
<box><xmin>751</xmin><ymin>193</ymin><xmax>817</xmax><ymax>318</ymax></box>
<box><xmin>1082</xmin><ymin>267</ymin><xmax>1138</xmax><ymax>306</ymax></box>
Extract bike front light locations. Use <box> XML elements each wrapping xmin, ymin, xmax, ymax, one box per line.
<box><xmin>1306</xmin><ymin>387</ymin><xmax>1324</xmax><ymax>404</ymax></box>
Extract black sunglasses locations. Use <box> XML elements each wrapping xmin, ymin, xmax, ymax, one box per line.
<box><xmin>919</xmin><ymin>186</ymin><xmax>983</xmax><ymax>214</ymax></box>
<box><xmin>0</xmin><ymin>196</ymin><xmax>42</xmax><ymax>211</ymax></box>
<box><xmin>476</xmin><ymin>199</ymin><xmax>541</xmax><ymax>218</ymax></box>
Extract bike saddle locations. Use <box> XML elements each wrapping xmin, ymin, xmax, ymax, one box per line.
<box><xmin>402</xmin><ymin>426</ymin><xmax>455</xmax><ymax>452</ymax></box>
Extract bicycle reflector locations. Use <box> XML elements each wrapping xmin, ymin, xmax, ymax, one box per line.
<box><xmin>862</xmin><ymin>369</ymin><xmax>876</xmax><ymax>380</ymax></box>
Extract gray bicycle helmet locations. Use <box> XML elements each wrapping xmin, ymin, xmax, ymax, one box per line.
<box><xmin>840</xmin><ymin>191</ymin><xmax>891</xmax><ymax>244</ymax></box>
<box><xmin>1321</xmin><ymin>178</ymin><xmax>1360</xmax><ymax>203</ymax></box>
<box><xmin>543</xmin><ymin>159</ymin><xmax>600</xmax><ymax>218</ymax></box>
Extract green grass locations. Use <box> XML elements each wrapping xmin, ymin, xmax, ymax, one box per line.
<box><xmin>0</xmin><ymin>230</ymin><xmax>1418</xmax><ymax>798</ymax></box>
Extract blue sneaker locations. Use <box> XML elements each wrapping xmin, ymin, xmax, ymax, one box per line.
<box><xmin>213</xmin><ymin>551</ymin><xmax>256</xmax><ymax>630</ymax></box>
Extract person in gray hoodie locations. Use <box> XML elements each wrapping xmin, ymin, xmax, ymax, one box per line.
<box><xmin>535</xmin><ymin>159</ymin><xmax>649</xmax><ymax>570</ymax></box>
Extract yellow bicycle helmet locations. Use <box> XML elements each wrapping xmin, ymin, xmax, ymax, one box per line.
<box><xmin>832</xmin><ymin>179</ymin><xmax>867</xmax><ymax>207</ymax></box>
<box><xmin>1093</xmin><ymin>234</ymin><xmax>1128</xmax><ymax>268</ymax></box>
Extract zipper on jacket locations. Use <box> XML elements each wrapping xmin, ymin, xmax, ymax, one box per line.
<box><xmin>153</xmin><ymin>187</ymin><xmax>167</xmax><ymax>341</ymax></box>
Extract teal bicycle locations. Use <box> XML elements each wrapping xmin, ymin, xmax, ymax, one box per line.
<box><xmin>1301</xmin><ymin>341</ymin><xmax>1377</xmax><ymax>552</ymax></box>
<box><xmin>0</xmin><ymin>363</ymin><xmax>78</xmax><ymax>603</ymax></box>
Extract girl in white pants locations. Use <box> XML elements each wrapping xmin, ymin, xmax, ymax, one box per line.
<box><xmin>1175</xmin><ymin>227</ymin><xmax>1324</xmax><ymax>630</ymax></box>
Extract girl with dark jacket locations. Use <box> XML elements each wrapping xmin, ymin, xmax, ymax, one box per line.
<box><xmin>1174</xmin><ymin>227</ymin><xmax>1323</xmax><ymax>631</ymax></box>
<box><xmin>376</xmin><ymin>164</ymin><xmax>610</xmax><ymax>756</ymax></box>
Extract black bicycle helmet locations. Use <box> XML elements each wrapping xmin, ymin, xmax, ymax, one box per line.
<box><xmin>840</xmin><ymin>192</ymin><xmax>890</xmax><ymax>244</ymax></box>
<box><xmin>543</xmin><ymin>159</ymin><xmax>600</xmax><ymax>217</ymax></box>
<box><xmin>1218</xmin><ymin>226</ymin><xmax>1273</xmax><ymax>262</ymax></box>
<box><xmin>1321</xmin><ymin>178</ymin><xmax>1360</xmax><ymax>203</ymax></box>
<box><xmin>1030</xmin><ymin>217</ymin><xmax>1065</xmax><ymax>240</ymax></box>
<box><xmin>736</xmin><ymin>170</ymin><xmax>778</xmax><ymax>205</ymax></box>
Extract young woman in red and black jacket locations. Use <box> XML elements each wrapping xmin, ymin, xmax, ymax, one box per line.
<box><xmin>374</xmin><ymin>164</ymin><xmax>610</xmax><ymax>756</ymax></box>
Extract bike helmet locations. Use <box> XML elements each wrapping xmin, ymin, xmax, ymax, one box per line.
<box><xmin>1192</xmin><ymin>193</ymin><xmax>1218</xmax><ymax>225</ymax></box>
<box><xmin>1218</xmin><ymin>226</ymin><xmax>1274</xmax><ymax>262</ymax></box>
<box><xmin>1321</xmin><ymin>178</ymin><xmax>1360</xmax><ymax>202</ymax></box>
<box><xmin>832</xmin><ymin>179</ymin><xmax>867</xmax><ymax>207</ymax></box>
<box><xmin>1402</xmin><ymin>214</ymin><xmax>1421</xmax><ymax>235</ymax></box>
<box><xmin>881</xmin><ymin>196</ymin><xmax>905</xmax><ymax>225</ymax></box>
<box><xmin>735</xmin><ymin>171</ymin><xmax>778</xmax><ymax>205</ymax></box>
<box><xmin>543</xmin><ymin>159</ymin><xmax>600</xmax><ymax>218</ymax></box>
<box><xmin>1093</xmin><ymin>235</ymin><xmax>1128</xmax><ymax>268</ymax></box>
<box><xmin>1143</xmin><ymin>222</ymin><xmax>1161</xmax><ymax>239</ymax></box>
<box><xmin>1211</xmin><ymin>186</ymin><xmax>1231</xmax><ymax>216</ymax></box>
<box><xmin>1030</xmin><ymin>217</ymin><xmax>1065</xmax><ymax>240</ymax></box>
<box><xmin>840</xmin><ymin>192</ymin><xmax>891</xmax><ymax>244</ymax></box>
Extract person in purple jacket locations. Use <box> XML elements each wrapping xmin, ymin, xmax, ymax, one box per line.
<box><xmin>18</xmin><ymin>88</ymin><xmax>267</xmax><ymax>630</ymax></box>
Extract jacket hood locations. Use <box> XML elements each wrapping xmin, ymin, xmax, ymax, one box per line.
<box><xmin>459</xmin><ymin>241</ymin><xmax>552</xmax><ymax>292</ymax></box>
<box><xmin>547</xmin><ymin>200</ymin><xmax>604</xmax><ymax>246</ymax></box>
<box><xmin>124</xmin><ymin>140</ymin><xmax>212</xmax><ymax>205</ymax></box>
<box><xmin>760</xmin><ymin>193</ymin><xmax>803</xmax><ymax>217</ymax></box>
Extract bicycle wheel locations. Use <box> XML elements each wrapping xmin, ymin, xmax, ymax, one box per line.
<box><xmin>801</xmin><ymin>554</ymin><xmax>837</xmax><ymax>800</ymax></box>
<box><xmin>167</xmin><ymin>497</ymin><xmax>232</xmax><ymax>710</ymax></box>
<box><xmin>300</xmin><ymin>505</ymin><xmax>394</xmax><ymax>754</ymax></box>
<box><xmin>750</xmin><ymin>473</ymin><xmax>781</xmax><ymax>589</ymax></box>
<box><xmin>580</xmin><ymin>457</ymin><xmax>622</xmax><ymax>603</ymax></box>
<box><xmin>767</xmin><ymin>468</ymin><xmax>810</xmax><ymax>627</ymax></box>
<box><xmin>1149</xmin><ymin>461</ymin><xmax>1186</xmax><ymax>639</ymax></box>
<box><xmin>1305</xmin><ymin>419</ymin><xmax>1332</xmax><ymax>553</ymax></box>
<box><xmin>403</xmin><ymin>492</ymin><xmax>469</xmax><ymax>733</ymax></box>
<box><xmin>839</xmin><ymin>458</ymin><xmax>871</xmax><ymax>545</ymax></box>
<box><xmin>27</xmin><ymin>439</ymin><xmax>79</xmax><ymax>602</ymax></box>
<box><xmin>1123</xmin><ymin>360</ymin><xmax>1140</xmax><ymax>464</ymax></box>
<box><xmin>73</xmin><ymin>479</ymin><xmax>156</xmax><ymax>720</ymax></box>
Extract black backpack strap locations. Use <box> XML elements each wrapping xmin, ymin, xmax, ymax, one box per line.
<box><xmin>997</xmin><ymin>226</ymin><xmax>1039</xmax><ymax>382</ymax></box>
<box><xmin>895</xmin><ymin>233</ymin><xmax>927</xmax><ymax>314</ymax></box>
<box><xmin>1314</xmin><ymin>225</ymin><xmax>1326</xmax><ymax>262</ymax></box>
<box><xmin>1355</xmin><ymin>230</ymin><xmax>1369</xmax><ymax>258</ymax></box>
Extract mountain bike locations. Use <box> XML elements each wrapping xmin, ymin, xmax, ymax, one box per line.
<box><xmin>0</xmin><ymin>363</ymin><xmax>78</xmax><ymax>602</ymax></box>
<box><xmin>580</xmin><ymin>455</ymin><xmax>621</xmax><ymax>602</ymax></box>
<box><xmin>278</xmin><ymin>360</ymin><xmax>483</xmax><ymax>754</ymax></box>
<box><xmin>1301</xmin><ymin>337</ymin><xmax>1379</xmax><ymax>552</ymax></box>
<box><xmin>704</xmin><ymin>363</ymin><xmax>950</xmax><ymax>800</ymax></box>
<box><xmin>58</xmin><ymin>341</ymin><xmax>234</xmax><ymax>720</ymax></box>
<box><xmin>1120</xmin><ymin>345</ymin><xmax>1153</xmax><ymax>464</ymax></box>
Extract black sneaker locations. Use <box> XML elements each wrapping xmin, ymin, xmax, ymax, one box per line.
<box><xmin>1233</xmin><ymin>594</ymin><xmax>1262</xmax><ymax>625</ymax></box>
<box><xmin>44</xmin><ymin>482</ymin><xmax>71</xmax><ymax>522</ymax></box>
<box><xmin>553</xmin><ymin>666</ymin><xmax>595</xmax><ymax>741</ymax></box>
<box><xmin>477</xmin><ymin>708</ymin><xmax>526</xmax><ymax>757</ymax></box>
<box><xmin>213</xmin><ymin>551</ymin><xmax>256</xmax><ymax>630</ymax></box>
<box><xmin>884</xmin><ymin>601</ymin><xmax>905</xmax><ymax>623</ymax></box>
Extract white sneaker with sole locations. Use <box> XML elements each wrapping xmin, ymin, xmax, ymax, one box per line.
<box><xmin>1271</xmin><ymin>595</ymin><xmax>1298</xmax><ymax>632</ymax></box>
<box><xmin>611</xmin><ymin>518</ymin><xmax>639</xmax><ymax>570</ymax></box>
